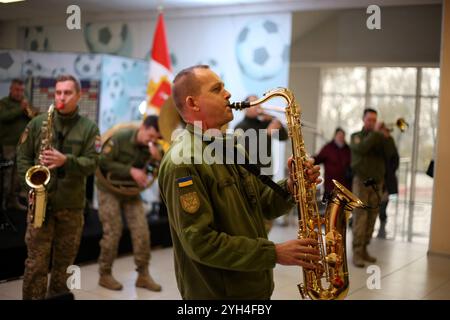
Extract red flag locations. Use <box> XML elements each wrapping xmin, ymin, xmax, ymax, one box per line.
<box><xmin>147</xmin><ymin>13</ymin><xmax>172</xmax><ymax>114</ymax></box>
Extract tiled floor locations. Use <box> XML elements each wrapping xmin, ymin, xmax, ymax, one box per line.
<box><xmin>1</xmin><ymin>221</ymin><xmax>449</xmax><ymax>300</ymax></box>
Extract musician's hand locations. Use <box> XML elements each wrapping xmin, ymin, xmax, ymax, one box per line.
<box><xmin>20</xmin><ymin>99</ymin><xmax>29</xmax><ymax>111</ymax></box>
<box><xmin>375</xmin><ymin>121</ymin><xmax>384</xmax><ymax>132</ymax></box>
<box><xmin>40</xmin><ymin>148</ymin><xmax>67</xmax><ymax>169</ymax></box>
<box><xmin>267</xmin><ymin>118</ymin><xmax>282</xmax><ymax>135</ymax></box>
<box><xmin>304</xmin><ymin>158</ymin><xmax>321</xmax><ymax>184</ymax></box>
<box><xmin>275</xmin><ymin>239</ymin><xmax>321</xmax><ymax>270</ymax></box>
<box><xmin>130</xmin><ymin>167</ymin><xmax>148</xmax><ymax>188</ymax></box>
<box><xmin>286</xmin><ymin>156</ymin><xmax>322</xmax><ymax>194</ymax></box>
<box><xmin>148</xmin><ymin>142</ymin><xmax>162</xmax><ymax>161</ymax></box>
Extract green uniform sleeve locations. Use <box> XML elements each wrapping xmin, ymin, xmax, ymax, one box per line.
<box><xmin>160</xmin><ymin>164</ymin><xmax>277</xmax><ymax>272</ymax></box>
<box><xmin>63</xmin><ymin>124</ymin><xmax>100</xmax><ymax>176</ymax></box>
<box><xmin>98</xmin><ymin>136</ymin><xmax>132</xmax><ymax>178</ymax></box>
<box><xmin>278</xmin><ymin>125</ymin><xmax>288</xmax><ymax>141</ymax></box>
<box><xmin>350</xmin><ymin>131</ymin><xmax>385</xmax><ymax>154</ymax></box>
<box><xmin>16</xmin><ymin>121</ymin><xmax>37</xmax><ymax>190</ymax></box>
<box><xmin>0</xmin><ymin>103</ymin><xmax>23</xmax><ymax>122</ymax></box>
<box><xmin>257</xmin><ymin>178</ymin><xmax>295</xmax><ymax>220</ymax></box>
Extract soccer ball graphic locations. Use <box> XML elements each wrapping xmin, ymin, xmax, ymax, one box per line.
<box><xmin>22</xmin><ymin>59</ymin><xmax>45</xmax><ymax>77</ymax></box>
<box><xmin>24</xmin><ymin>27</ymin><xmax>50</xmax><ymax>51</ymax></box>
<box><xmin>0</xmin><ymin>52</ymin><xmax>22</xmax><ymax>80</ymax></box>
<box><xmin>101</xmin><ymin>107</ymin><xmax>117</xmax><ymax>131</ymax></box>
<box><xmin>84</xmin><ymin>22</ymin><xmax>129</xmax><ymax>54</ymax></box>
<box><xmin>74</xmin><ymin>54</ymin><xmax>101</xmax><ymax>78</ymax></box>
<box><xmin>236</xmin><ymin>19</ymin><xmax>289</xmax><ymax>80</ymax></box>
<box><xmin>51</xmin><ymin>67</ymin><xmax>67</xmax><ymax>78</ymax></box>
<box><xmin>106</xmin><ymin>73</ymin><xmax>125</xmax><ymax>100</ymax></box>
<box><xmin>197</xmin><ymin>58</ymin><xmax>225</xmax><ymax>80</ymax></box>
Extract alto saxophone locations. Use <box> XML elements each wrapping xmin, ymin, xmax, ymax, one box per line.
<box><xmin>25</xmin><ymin>104</ymin><xmax>54</xmax><ymax>228</ymax></box>
<box><xmin>230</xmin><ymin>88</ymin><xmax>365</xmax><ymax>300</ymax></box>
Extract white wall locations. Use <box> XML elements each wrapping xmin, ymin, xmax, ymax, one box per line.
<box><xmin>429</xmin><ymin>1</ymin><xmax>450</xmax><ymax>257</ymax></box>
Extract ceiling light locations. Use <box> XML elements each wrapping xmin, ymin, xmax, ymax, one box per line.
<box><xmin>0</xmin><ymin>0</ymin><xmax>25</xmax><ymax>3</ymax></box>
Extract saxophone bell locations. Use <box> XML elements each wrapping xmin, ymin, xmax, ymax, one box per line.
<box><xmin>232</xmin><ymin>88</ymin><xmax>366</xmax><ymax>300</ymax></box>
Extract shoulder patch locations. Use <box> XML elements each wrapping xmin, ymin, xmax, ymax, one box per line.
<box><xmin>19</xmin><ymin>127</ymin><xmax>29</xmax><ymax>144</ymax></box>
<box><xmin>180</xmin><ymin>191</ymin><xmax>200</xmax><ymax>214</ymax></box>
<box><xmin>353</xmin><ymin>135</ymin><xmax>361</xmax><ymax>144</ymax></box>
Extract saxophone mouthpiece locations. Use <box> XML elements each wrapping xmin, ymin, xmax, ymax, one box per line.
<box><xmin>56</xmin><ymin>102</ymin><xmax>65</xmax><ymax>110</ymax></box>
<box><xmin>229</xmin><ymin>101</ymin><xmax>251</xmax><ymax>110</ymax></box>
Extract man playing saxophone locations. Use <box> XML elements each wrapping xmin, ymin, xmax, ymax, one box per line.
<box><xmin>158</xmin><ymin>65</ymin><xmax>321</xmax><ymax>299</ymax></box>
<box><xmin>16</xmin><ymin>75</ymin><xmax>100</xmax><ymax>300</ymax></box>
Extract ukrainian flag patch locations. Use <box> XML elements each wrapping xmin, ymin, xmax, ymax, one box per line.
<box><xmin>177</xmin><ymin>176</ymin><xmax>193</xmax><ymax>188</ymax></box>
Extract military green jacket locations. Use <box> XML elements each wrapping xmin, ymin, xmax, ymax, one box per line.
<box><xmin>350</xmin><ymin>129</ymin><xmax>392</xmax><ymax>183</ymax></box>
<box><xmin>96</xmin><ymin>128</ymin><xmax>154</xmax><ymax>195</ymax></box>
<box><xmin>158</xmin><ymin>123</ymin><xmax>294</xmax><ymax>299</ymax></box>
<box><xmin>0</xmin><ymin>96</ymin><xmax>32</xmax><ymax>146</ymax></box>
<box><xmin>17</xmin><ymin>107</ymin><xmax>100</xmax><ymax>211</ymax></box>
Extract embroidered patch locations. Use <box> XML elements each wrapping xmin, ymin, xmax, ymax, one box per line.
<box><xmin>95</xmin><ymin>135</ymin><xmax>102</xmax><ymax>153</ymax></box>
<box><xmin>177</xmin><ymin>176</ymin><xmax>193</xmax><ymax>188</ymax></box>
<box><xmin>19</xmin><ymin>127</ymin><xmax>29</xmax><ymax>144</ymax></box>
<box><xmin>353</xmin><ymin>136</ymin><xmax>361</xmax><ymax>144</ymax></box>
<box><xmin>180</xmin><ymin>192</ymin><xmax>200</xmax><ymax>214</ymax></box>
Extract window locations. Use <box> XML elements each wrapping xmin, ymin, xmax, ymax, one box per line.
<box><xmin>318</xmin><ymin>66</ymin><xmax>440</xmax><ymax>243</ymax></box>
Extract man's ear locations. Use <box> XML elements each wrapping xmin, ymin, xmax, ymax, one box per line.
<box><xmin>186</xmin><ymin>96</ymin><xmax>199</xmax><ymax>111</ymax></box>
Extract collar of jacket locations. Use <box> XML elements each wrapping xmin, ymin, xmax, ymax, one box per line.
<box><xmin>55</xmin><ymin>106</ymin><xmax>80</xmax><ymax>125</ymax></box>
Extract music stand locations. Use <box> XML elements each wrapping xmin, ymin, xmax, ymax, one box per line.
<box><xmin>0</xmin><ymin>158</ymin><xmax>18</xmax><ymax>232</ymax></box>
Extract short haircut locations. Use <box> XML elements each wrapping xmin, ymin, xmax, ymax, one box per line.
<box><xmin>143</xmin><ymin>114</ymin><xmax>159</xmax><ymax>132</ymax></box>
<box><xmin>335</xmin><ymin>127</ymin><xmax>345</xmax><ymax>135</ymax></box>
<box><xmin>11</xmin><ymin>78</ymin><xmax>24</xmax><ymax>86</ymax></box>
<box><xmin>172</xmin><ymin>65</ymin><xmax>210</xmax><ymax>113</ymax></box>
<box><xmin>55</xmin><ymin>74</ymin><xmax>81</xmax><ymax>93</ymax></box>
<box><xmin>363</xmin><ymin>108</ymin><xmax>377</xmax><ymax>118</ymax></box>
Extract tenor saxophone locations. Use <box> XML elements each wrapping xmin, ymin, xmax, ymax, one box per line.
<box><xmin>25</xmin><ymin>104</ymin><xmax>54</xmax><ymax>228</ymax></box>
<box><xmin>230</xmin><ymin>88</ymin><xmax>365</xmax><ymax>300</ymax></box>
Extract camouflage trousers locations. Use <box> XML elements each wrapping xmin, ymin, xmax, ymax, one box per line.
<box><xmin>1</xmin><ymin>145</ymin><xmax>22</xmax><ymax>207</ymax></box>
<box><xmin>22</xmin><ymin>208</ymin><xmax>84</xmax><ymax>300</ymax></box>
<box><xmin>351</xmin><ymin>176</ymin><xmax>383</xmax><ymax>249</ymax></box>
<box><xmin>97</xmin><ymin>189</ymin><xmax>151</xmax><ymax>275</ymax></box>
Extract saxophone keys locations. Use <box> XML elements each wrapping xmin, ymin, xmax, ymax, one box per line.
<box><xmin>331</xmin><ymin>276</ymin><xmax>344</xmax><ymax>288</ymax></box>
<box><xmin>325</xmin><ymin>252</ymin><xmax>339</xmax><ymax>266</ymax></box>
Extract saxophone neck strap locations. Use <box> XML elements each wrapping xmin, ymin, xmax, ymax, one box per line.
<box><xmin>233</xmin><ymin>145</ymin><xmax>291</xmax><ymax>200</ymax></box>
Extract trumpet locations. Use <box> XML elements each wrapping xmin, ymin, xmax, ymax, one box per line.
<box><xmin>383</xmin><ymin>118</ymin><xmax>409</xmax><ymax>133</ymax></box>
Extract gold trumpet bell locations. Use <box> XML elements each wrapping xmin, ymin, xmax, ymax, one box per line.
<box><xmin>396</xmin><ymin>118</ymin><xmax>409</xmax><ymax>132</ymax></box>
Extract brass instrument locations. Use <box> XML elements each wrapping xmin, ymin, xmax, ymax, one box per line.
<box><xmin>22</xmin><ymin>100</ymin><xmax>39</xmax><ymax>118</ymax></box>
<box><xmin>230</xmin><ymin>88</ymin><xmax>365</xmax><ymax>300</ymax></box>
<box><xmin>385</xmin><ymin>118</ymin><xmax>409</xmax><ymax>132</ymax></box>
<box><xmin>95</xmin><ymin>121</ymin><xmax>168</xmax><ymax>197</ymax></box>
<box><xmin>25</xmin><ymin>104</ymin><xmax>54</xmax><ymax>228</ymax></box>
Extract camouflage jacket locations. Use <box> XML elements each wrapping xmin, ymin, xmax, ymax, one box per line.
<box><xmin>0</xmin><ymin>96</ymin><xmax>32</xmax><ymax>146</ymax></box>
<box><xmin>17</xmin><ymin>107</ymin><xmax>100</xmax><ymax>211</ymax></box>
